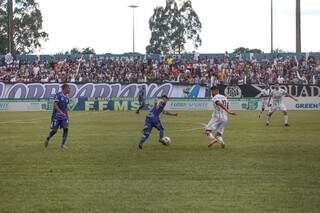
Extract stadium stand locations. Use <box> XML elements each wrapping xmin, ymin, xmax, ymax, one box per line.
<box><xmin>1</xmin><ymin>53</ymin><xmax>320</xmax><ymax>85</ymax></box>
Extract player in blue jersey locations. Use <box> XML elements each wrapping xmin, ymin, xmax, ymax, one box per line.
<box><xmin>136</xmin><ymin>86</ymin><xmax>146</xmax><ymax>114</ymax></box>
<box><xmin>44</xmin><ymin>84</ymin><xmax>70</xmax><ymax>149</ymax></box>
<box><xmin>138</xmin><ymin>95</ymin><xmax>178</xmax><ymax>149</ymax></box>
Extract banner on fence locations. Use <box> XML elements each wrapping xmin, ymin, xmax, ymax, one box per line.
<box><xmin>0</xmin><ymin>83</ymin><xmax>207</xmax><ymax>99</ymax></box>
<box><xmin>1</xmin><ymin>83</ymin><xmax>320</xmax><ymax>99</ymax></box>
<box><xmin>0</xmin><ymin>97</ymin><xmax>319</xmax><ymax>111</ymax></box>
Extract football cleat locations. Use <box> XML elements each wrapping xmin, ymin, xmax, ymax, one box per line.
<box><xmin>220</xmin><ymin>143</ymin><xmax>225</xmax><ymax>149</ymax></box>
<box><xmin>138</xmin><ymin>143</ymin><xmax>143</xmax><ymax>150</ymax></box>
<box><xmin>159</xmin><ymin>139</ymin><xmax>169</xmax><ymax>146</ymax></box>
<box><xmin>60</xmin><ymin>144</ymin><xmax>68</xmax><ymax>150</ymax></box>
<box><xmin>44</xmin><ymin>138</ymin><xmax>49</xmax><ymax>148</ymax></box>
<box><xmin>285</xmin><ymin>124</ymin><xmax>290</xmax><ymax>127</ymax></box>
<box><xmin>208</xmin><ymin>140</ymin><xmax>217</xmax><ymax>148</ymax></box>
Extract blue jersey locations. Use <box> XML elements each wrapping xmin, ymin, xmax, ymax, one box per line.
<box><xmin>147</xmin><ymin>100</ymin><xmax>166</xmax><ymax>120</ymax></box>
<box><xmin>52</xmin><ymin>91</ymin><xmax>69</xmax><ymax>120</ymax></box>
<box><xmin>138</xmin><ymin>88</ymin><xmax>146</xmax><ymax>102</ymax></box>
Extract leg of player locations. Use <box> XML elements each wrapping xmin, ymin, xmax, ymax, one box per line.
<box><xmin>44</xmin><ymin>118</ymin><xmax>59</xmax><ymax>148</ymax></box>
<box><xmin>136</xmin><ymin>101</ymin><xmax>145</xmax><ymax>114</ymax></box>
<box><xmin>205</xmin><ymin>117</ymin><xmax>219</xmax><ymax>148</ymax></box>
<box><xmin>215</xmin><ymin>132</ymin><xmax>225</xmax><ymax>149</ymax></box>
<box><xmin>60</xmin><ymin>128</ymin><xmax>69</xmax><ymax>149</ymax></box>
<box><xmin>138</xmin><ymin>121</ymin><xmax>152</xmax><ymax>149</ymax></box>
<box><xmin>44</xmin><ymin>129</ymin><xmax>57</xmax><ymax>148</ymax></box>
<box><xmin>283</xmin><ymin>110</ymin><xmax>289</xmax><ymax>126</ymax></box>
<box><xmin>206</xmin><ymin>130</ymin><xmax>217</xmax><ymax>148</ymax></box>
<box><xmin>266</xmin><ymin>111</ymin><xmax>273</xmax><ymax>126</ymax></box>
<box><xmin>60</xmin><ymin>118</ymin><xmax>69</xmax><ymax>149</ymax></box>
<box><xmin>156</xmin><ymin>122</ymin><xmax>168</xmax><ymax>146</ymax></box>
<box><xmin>214</xmin><ymin>121</ymin><xmax>226</xmax><ymax>148</ymax></box>
<box><xmin>258</xmin><ymin>106</ymin><xmax>265</xmax><ymax>118</ymax></box>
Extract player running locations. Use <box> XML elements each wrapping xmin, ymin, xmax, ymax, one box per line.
<box><xmin>44</xmin><ymin>84</ymin><xmax>70</xmax><ymax>149</ymax></box>
<box><xmin>206</xmin><ymin>85</ymin><xmax>236</xmax><ymax>149</ymax></box>
<box><xmin>138</xmin><ymin>95</ymin><xmax>178</xmax><ymax>149</ymax></box>
<box><xmin>258</xmin><ymin>85</ymin><xmax>271</xmax><ymax>118</ymax></box>
<box><xmin>266</xmin><ymin>84</ymin><xmax>298</xmax><ymax>126</ymax></box>
<box><xmin>136</xmin><ymin>86</ymin><xmax>146</xmax><ymax>114</ymax></box>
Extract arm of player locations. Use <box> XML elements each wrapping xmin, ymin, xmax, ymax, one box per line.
<box><xmin>286</xmin><ymin>93</ymin><xmax>298</xmax><ymax>102</ymax></box>
<box><xmin>216</xmin><ymin>101</ymin><xmax>236</xmax><ymax>116</ymax></box>
<box><xmin>286</xmin><ymin>93</ymin><xmax>298</xmax><ymax>101</ymax></box>
<box><xmin>54</xmin><ymin>101</ymin><xmax>66</xmax><ymax>116</ymax></box>
<box><xmin>163</xmin><ymin>110</ymin><xmax>178</xmax><ymax>116</ymax></box>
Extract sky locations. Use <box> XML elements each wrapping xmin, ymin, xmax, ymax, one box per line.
<box><xmin>36</xmin><ymin>0</ymin><xmax>320</xmax><ymax>54</ymax></box>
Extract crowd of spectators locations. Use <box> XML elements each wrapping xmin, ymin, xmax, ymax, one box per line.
<box><xmin>1</xmin><ymin>53</ymin><xmax>320</xmax><ymax>85</ymax></box>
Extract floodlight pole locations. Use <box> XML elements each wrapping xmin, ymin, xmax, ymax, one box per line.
<box><xmin>271</xmin><ymin>0</ymin><xmax>274</xmax><ymax>53</ymax></box>
<box><xmin>129</xmin><ymin>5</ymin><xmax>138</xmax><ymax>54</ymax></box>
<box><xmin>8</xmin><ymin>0</ymin><xmax>14</xmax><ymax>54</ymax></box>
<box><xmin>296</xmin><ymin>0</ymin><xmax>301</xmax><ymax>53</ymax></box>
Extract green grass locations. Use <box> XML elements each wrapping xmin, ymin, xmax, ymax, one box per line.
<box><xmin>0</xmin><ymin>111</ymin><xmax>320</xmax><ymax>213</ymax></box>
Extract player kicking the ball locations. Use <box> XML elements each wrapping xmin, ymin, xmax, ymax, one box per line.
<box><xmin>206</xmin><ymin>85</ymin><xmax>236</xmax><ymax>149</ymax></box>
<box><xmin>266</xmin><ymin>83</ymin><xmax>298</xmax><ymax>127</ymax></box>
<box><xmin>44</xmin><ymin>84</ymin><xmax>70</xmax><ymax>149</ymax></box>
<box><xmin>138</xmin><ymin>95</ymin><xmax>178</xmax><ymax>150</ymax></box>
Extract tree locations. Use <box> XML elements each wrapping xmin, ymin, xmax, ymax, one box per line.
<box><xmin>65</xmin><ymin>47</ymin><xmax>96</xmax><ymax>55</ymax></box>
<box><xmin>147</xmin><ymin>0</ymin><xmax>202</xmax><ymax>54</ymax></box>
<box><xmin>273</xmin><ymin>48</ymin><xmax>285</xmax><ymax>53</ymax></box>
<box><xmin>65</xmin><ymin>48</ymin><xmax>81</xmax><ymax>55</ymax></box>
<box><xmin>0</xmin><ymin>0</ymin><xmax>48</xmax><ymax>54</ymax></box>
<box><xmin>81</xmin><ymin>47</ymin><xmax>95</xmax><ymax>55</ymax></box>
<box><xmin>233</xmin><ymin>47</ymin><xmax>263</xmax><ymax>54</ymax></box>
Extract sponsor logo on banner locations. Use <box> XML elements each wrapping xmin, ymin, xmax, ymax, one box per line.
<box><xmin>295</xmin><ymin>103</ymin><xmax>320</xmax><ymax>109</ymax></box>
<box><xmin>168</xmin><ymin>99</ymin><xmax>211</xmax><ymax>110</ymax></box>
<box><xmin>284</xmin><ymin>97</ymin><xmax>320</xmax><ymax>110</ymax></box>
<box><xmin>1</xmin><ymin>83</ymin><xmax>174</xmax><ymax>99</ymax></box>
<box><xmin>183</xmin><ymin>85</ymin><xmax>201</xmax><ymax>98</ymax></box>
<box><xmin>252</xmin><ymin>85</ymin><xmax>320</xmax><ymax>98</ymax></box>
<box><xmin>224</xmin><ymin>86</ymin><xmax>242</xmax><ymax>98</ymax></box>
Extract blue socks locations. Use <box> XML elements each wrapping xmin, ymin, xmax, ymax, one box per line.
<box><xmin>61</xmin><ymin>128</ymin><xmax>68</xmax><ymax>146</ymax></box>
<box><xmin>47</xmin><ymin>130</ymin><xmax>57</xmax><ymax>140</ymax></box>
<box><xmin>159</xmin><ymin>128</ymin><xmax>164</xmax><ymax>140</ymax></box>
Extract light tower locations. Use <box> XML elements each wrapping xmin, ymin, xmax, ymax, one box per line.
<box><xmin>296</xmin><ymin>0</ymin><xmax>301</xmax><ymax>53</ymax></box>
<box><xmin>129</xmin><ymin>5</ymin><xmax>138</xmax><ymax>53</ymax></box>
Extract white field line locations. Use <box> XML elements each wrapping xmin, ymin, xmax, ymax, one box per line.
<box><xmin>0</xmin><ymin>121</ymin><xmax>37</xmax><ymax>124</ymax></box>
<box><xmin>0</xmin><ymin>113</ymin><xmax>92</xmax><ymax>125</ymax></box>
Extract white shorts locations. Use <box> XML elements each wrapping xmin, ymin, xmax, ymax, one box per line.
<box><xmin>261</xmin><ymin>99</ymin><xmax>269</xmax><ymax>109</ymax></box>
<box><xmin>206</xmin><ymin>117</ymin><xmax>227</xmax><ymax>134</ymax></box>
<box><xmin>270</xmin><ymin>103</ymin><xmax>287</xmax><ymax>112</ymax></box>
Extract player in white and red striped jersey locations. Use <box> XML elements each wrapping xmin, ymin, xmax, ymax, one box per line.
<box><xmin>205</xmin><ymin>85</ymin><xmax>236</xmax><ymax>149</ymax></box>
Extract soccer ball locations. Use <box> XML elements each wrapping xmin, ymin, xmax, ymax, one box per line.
<box><xmin>163</xmin><ymin>136</ymin><xmax>171</xmax><ymax>145</ymax></box>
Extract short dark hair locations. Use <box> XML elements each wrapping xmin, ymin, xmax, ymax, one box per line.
<box><xmin>61</xmin><ymin>84</ymin><xmax>69</xmax><ymax>90</ymax></box>
<box><xmin>210</xmin><ymin>85</ymin><xmax>219</xmax><ymax>90</ymax></box>
<box><xmin>161</xmin><ymin>95</ymin><xmax>169</xmax><ymax>99</ymax></box>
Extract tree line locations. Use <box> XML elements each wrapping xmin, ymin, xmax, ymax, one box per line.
<box><xmin>1</xmin><ymin>0</ymin><xmax>274</xmax><ymax>55</ymax></box>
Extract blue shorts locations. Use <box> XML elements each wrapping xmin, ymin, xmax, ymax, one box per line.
<box><xmin>142</xmin><ymin>117</ymin><xmax>164</xmax><ymax>135</ymax></box>
<box><xmin>51</xmin><ymin>117</ymin><xmax>69</xmax><ymax>129</ymax></box>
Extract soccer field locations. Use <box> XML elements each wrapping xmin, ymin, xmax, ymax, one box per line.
<box><xmin>0</xmin><ymin>111</ymin><xmax>319</xmax><ymax>213</ymax></box>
